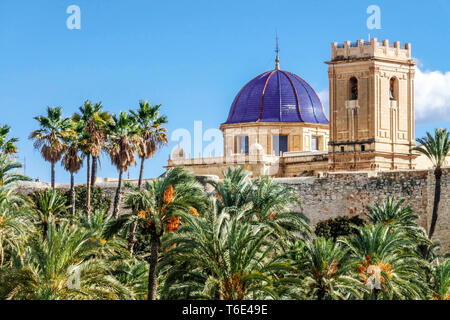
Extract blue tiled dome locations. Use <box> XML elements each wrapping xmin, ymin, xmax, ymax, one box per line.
<box><xmin>225</xmin><ymin>69</ymin><xmax>328</xmax><ymax>124</ymax></box>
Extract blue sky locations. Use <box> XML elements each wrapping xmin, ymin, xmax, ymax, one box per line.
<box><xmin>0</xmin><ymin>0</ymin><xmax>449</xmax><ymax>183</ymax></box>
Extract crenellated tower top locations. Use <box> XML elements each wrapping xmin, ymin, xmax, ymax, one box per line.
<box><xmin>329</xmin><ymin>38</ymin><xmax>415</xmax><ymax>64</ymax></box>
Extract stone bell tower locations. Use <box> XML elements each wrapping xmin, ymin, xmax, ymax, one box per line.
<box><xmin>326</xmin><ymin>38</ymin><xmax>417</xmax><ymax>171</ymax></box>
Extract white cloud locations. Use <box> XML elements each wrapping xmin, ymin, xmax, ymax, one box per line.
<box><xmin>415</xmin><ymin>67</ymin><xmax>450</xmax><ymax>124</ymax></box>
<box><xmin>317</xmin><ymin>89</ymin><xmax>329</xmax><ymax>118</ymax></box>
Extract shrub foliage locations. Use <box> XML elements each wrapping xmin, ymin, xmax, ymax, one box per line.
<box><xmin>315</xmin><ymin>215</ymin><xmax>365</xmax><ymax>241</ymax></box>
<box><xmin>65</xmin><ymin>185</ymin><xmax>111</xmax><ymax>213</ymax></box>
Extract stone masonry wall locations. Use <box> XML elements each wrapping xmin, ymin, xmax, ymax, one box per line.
<box><xmin>275</xmin><ymin>168</ymin><xmax>449</xmax><ymax>251</ymax></box>
<box><xmin>15</xmin><ymin>168</ymin><xmax>449</xmax><ymax>251</ymax></box>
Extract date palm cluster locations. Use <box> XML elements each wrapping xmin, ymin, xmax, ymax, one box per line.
<box><xmin>0</xmin><ymin>117</ymin><xmax>448</xmax><ymax>300</ymax></box>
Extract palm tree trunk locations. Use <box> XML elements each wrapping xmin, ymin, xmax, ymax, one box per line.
<box><xmin>112</xmin><ymin>169</ymin><xmax>123</xmax><ymax>218</ymax></box>
<box><xmin>317</xmin><ymin>283</ymin><xmax>327</xmax><ymax>300</ymax></box>
<box><xmin>43</xmin><ymin>221</ymin><xmax>48</xmax><ymax>239</ymax></box>
<box><xmin>128</xmin><ymin>221</ymin><xmax>138</xmax><ymax>255</ymax></box>
<box><xmin>51</xmin><ymin>162</ymin><xmax>55</xmax><ymax>189</ymax></box>
<box><xmin>138</xmin><ymin>156</ymin><xmax>145</xmax><ymax>188</ymax></box>
<box><xmin>147</xmin><ymin>234</ymin><xmax>160</xmax><ymax>300</ymax></box>
<box><xmin>91</xmin><ymin>156</ymin><xmax>98</xmax><ymax>186</ymax></box>
<box><xmin>86</xmin><ymin>153</ymin><xmax>91</xmax><ymax>216</ymax></box>
<box><xmin>428</xmin><ymin>167</ymin><xmax>442</xmax><ymax>239</ymax></box>
<box><xmin>0</xmin><ymin>246</ymin><xmax>4</xmax><ymax>266</ymax></box>
<box><xmin>129</xmin><ymin>157</ymin><xmax>145</xmax><ymax>254</ymax></box>
<box><xmin>70</xmin><ymin>171</ymin><xmax>75</xmax><ymax>215</ymax></box>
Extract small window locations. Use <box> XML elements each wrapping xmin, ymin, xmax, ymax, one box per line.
<box><xmin>349</xmin><ymin>77</ymin><xmax>358</xmax><ymax>100</ymax></box>
<box><xmin>361</xmin><ymin>145</ymin><xmax>365</xmax><ymax>152</ymax></box>
<box><xmin>389</xmin><ymin>77</ymin><xmax>397</xmax><ymax>101</ymax></box>
<box><xmin>273</xmin><ymin>135</ymin><xmax>288</xmax><ymax>156</ymax></box>
<box><xmin>340</xmin><ymin>146</ymin><xmax>345</xmax><ymax>152</ymax></box>
<box><xmin>238</xmin><ymin>136</ymin><xmax>249</xmax><ymax>155</ymax></box>
<box><xmin>311</xmin><ymin>136</ymin><xmax>319</xmax><ymax>151</ymax></box>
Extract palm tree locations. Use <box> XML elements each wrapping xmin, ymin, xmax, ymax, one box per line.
<box><xmin>62</xmin><ymin>123</ymin><xmax>83</xmax><ymax>216</ymax></box>
<box><xmin>161</xmin><ymin>202</ymin><xmax>295</xmax><ymax>300</ymax></box>
<box><xmin>30</xmin><ymin>106</ymin><xmax>72</xmax><ymax>188</ymax></box>
<box><xmin>28</xmin><ymin>188</ymin><xmax>70</xmax><ymax>239</ymax></box>
<box><xmin>429</xmin><ymin>258</ymin><xmax>450</xmax><ymax>300</ymax></box>
<box><xmin>365</xmin><ymin>197</ymin><xmax>428</xmax><ymax>243</ymax></box>
<box><xmin>248</xmin><ymin>176</ymin><xmax>310</xmax><ymax>242</ymax></box>
<box><xmin>0</xmin><ymin>220</ymin><xmax>134</xmax><ymax>300</ymax></box>
<box><xmin>0</xmin><ymin>155</ymin><xmax>32</xmax><ymax>266</ymax></box>
<box><xmin>125</xmin><ymin>101</ymin><xmax>167</xmax><ymax>258</ymax></box>
<box><xmin>340</xmin><ymin>224</ymin><xmax>429</xmax><ymax>299</ymax></box>
<box><xmin>72</xmin><ymin>101</ymin><xmax>112</xmax><ymax>215</ymax></box>
<box><xmin>75</xmin><ymin>209</ymin><xmax>130</xmax><ymax>260</ymax></box>
<box><xmin>287</xmin><ymin>237</ymin><xmax>363</xmax><ymax>300</ymax></box>
<box><xmin>117</xmin><ymin>167</ymin><xmax>207</xmax><ymax>299</ymax></box>
<box><xmin>130</xmin><ymin>100</ymin><xmax>168</xmax><ymax>188</ymax></box>
<box><xmin>209</xmin><ymin>166</ymin><xmax>253</xmax><ymax>211</ymax></box>
<box><xmin>0</xmin><ymin>124</ymin><xmax>19</xmax><ymax>155</ymax></box>
<box><xmin>91</xmin><ymin>155</ymin><xmax>99</xmax><ymax>187</ymax></box>
<box><xmin>0</xmin><ymin>186</ymin><xmax>33</xmax><ymax>267</ymax></box>
<box><xmin>0</xmin><ymin>154</ymin><xmax>31</xmax><ymax>187</ymax></box>
<box><xmin>211</xmin><ymin>167</ymin><xmax>310</xmax><ymax>243</ymax></box>
<box><xmin>113</xmin><ymin>259</ymin><xmax>149</xmax><ymax>300</ymax></box>
<box><xmin>106</xmin><ymin>112</ymin><xmax>139</xmax><ymax>218</ymax></box>
<box><xmin>413</xmin><ymin>128</ymin><xmax>450</xmax><ymax>239</ymax></box>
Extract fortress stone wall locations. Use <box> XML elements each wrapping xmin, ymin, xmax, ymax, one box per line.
<box><xmin>16</xmin><ymin>168</ymin><xmax>449</xmax><ymax>252</ymax></box>
<box><xmin>275</xmin><ymin>168</ymin><xmax>449</xmax><ymax>251</ymax></box>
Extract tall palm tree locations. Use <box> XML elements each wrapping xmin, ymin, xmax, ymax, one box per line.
<box><xmin>413</xmin><ymin>128</ymin><xmax>450</xmax><ymax>239</ymax></box>
<box><xmin>117</xmin><ymin>167</ymin><xmax>207</xmax><ymax>299</ymax></box>
<box><xmin>63</xmin><ymin>144</ymin><xmax>83</xmax><ymax>216</ymax></box>
<box><xmin>0</xmin><ymin>124</ymin><xmax>19</xmax><ymax>155</ymax></box>
<box><xmin>106</xmin><ymin>112</ymin><xmax>139</xmax><ymax>218</ymax></box>
<box><xmin>340</xmin><ymin>224</ymin><xmax>429</xmax><ymax>299</ymax></box>
<box><xmin>130</xmin><ymin>100</ymin><xmax>168</xmax><ymax>188</ymax></box>
<box><xmin>128</xmin><ymin>102</ymin><xmax>168</xmax><ymax>256</ymax></box>
<box><xmin>61</xmin><ymin>121</ymin><xmax>83</xmax><ymax>215</ymax></box>
<box><xmin>30</xmin><ymin>106</ymin><xmax>72</xmax><ymax>189</ymax></box>
<box><xmin>0</xmin><ymin>221</ymin><xmax>134</xmax><ymax>300</ymax></box>
<box><xmin>91</xmin><ymin>154</ymin><xmax>99</xmax><ymax>186</ymax></box>
<box><xmin>72</xmin><ymin>101</ymin><xmax>112</xmax><ymax>215</ymax></box>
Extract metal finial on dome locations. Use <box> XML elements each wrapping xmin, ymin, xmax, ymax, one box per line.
<box><xmin>275</xmin><ymin>32</ymin><xmax>280</xmax><ymax>70</ymax></box>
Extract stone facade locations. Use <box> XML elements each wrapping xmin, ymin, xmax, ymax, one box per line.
<box><xmin>327</xmin><ymin>38</ymin><xmax>416</xmax><ymax>171</ymax></box>
<box><xmin>167</xmin><ymin>119</ymin><xmax>330</xmax><ymax>179</ymax></box>
<box><xmin>220</xmin><ymin>122</ymin><xmax>329</xmax><ymax>157</ymax></box>
<box><xmin>275</xmin><ymin>168</ymin><xmax>450</xmax><ymax>252</ymax></box>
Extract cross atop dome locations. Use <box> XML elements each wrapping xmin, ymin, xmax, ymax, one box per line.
<box><xmin>275</xmin><ymin>32</ymin><xmax>280</xmax><ymax>70</ymax></box>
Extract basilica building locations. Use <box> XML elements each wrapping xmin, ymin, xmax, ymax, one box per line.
<box><xmin>167</xmin><ymin>38</ymin><xmax>424</xmax><ymax>178</ymax></box>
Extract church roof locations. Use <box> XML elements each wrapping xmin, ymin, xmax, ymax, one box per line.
<box><xmin>224</xmin><ymin>68</ymin><xmax>328</xmax><ymax>125</ymax></box>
